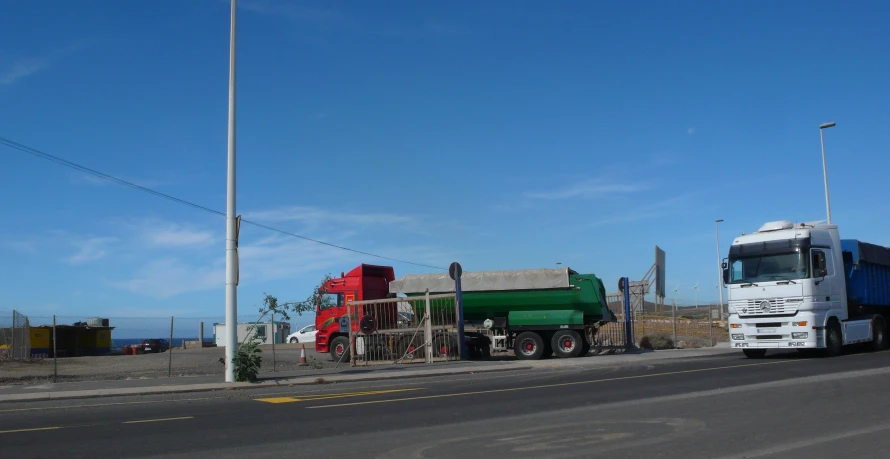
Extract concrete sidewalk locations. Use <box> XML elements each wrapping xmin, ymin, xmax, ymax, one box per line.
<box><xmin>0</xmin><ymin>344</ymin><xmax>735</xmax><ymax>403</ymax></box>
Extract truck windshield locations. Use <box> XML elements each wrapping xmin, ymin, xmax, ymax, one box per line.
<box><xmin>318</xmin><ymin>293</ymin><xmax>344</xmax><ymax>311</ymax></box>
<box><xmin>729</xmin><ymin>252</ymin><xmax>808</xmax><ymax>284</ymax></box>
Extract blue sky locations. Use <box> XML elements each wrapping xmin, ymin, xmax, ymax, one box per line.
<box><xmin>2</xmin><ymin>0</ymin><xmax>889</xmax><ymax>326</ymax></box>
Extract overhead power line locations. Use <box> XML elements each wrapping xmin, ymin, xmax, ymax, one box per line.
<box><xmin>0</xmin><ymin>135</ymin><xmax>446</xmax><ymax>271</ymax></box>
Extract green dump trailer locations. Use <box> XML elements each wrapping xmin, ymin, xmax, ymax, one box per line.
<box><xmin>388</xmin><ymin>267</ymin><xmax>617</xmax><ymax>360</ymax></box>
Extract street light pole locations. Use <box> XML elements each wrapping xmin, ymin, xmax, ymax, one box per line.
<box><xmin>819</xmin><ymin>122</ymin><xmax>836</xmax><ymax>224</ymax></box>
<box><xmin>224</xmin><ymin>0</ymin><xmax>238</xmax><ymax>383</ymax></box>
<box><xmin>715</xmin><ymin>219</ymin><xmax>725</xmax><ymax>319</ymax></box>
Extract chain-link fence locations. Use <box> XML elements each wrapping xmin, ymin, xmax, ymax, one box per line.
<box><xmin>0</xmin><ymin>310</ymin><xmax>31</xmax><ymax>360</ymax></box>
<box><xmin>634</xmin><ymin>304</ymin><xmax>729</xmax><ymax>348</ymax></box>
<box><xmin>0</xmin><ymin>312</ymin><xmax>333</xmax><ymax>385</ymax></box>
<box><xmin>603</xmin><ymin>294</ymin><xmax>729</xmax><ymax>349</ymax></box>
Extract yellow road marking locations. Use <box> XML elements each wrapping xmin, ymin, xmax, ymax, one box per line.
<box><xmin>255</xmin><ymin>397</ymin><xmax>298</xmax><ymax>404</ymax></box>
<box><xmin>255</xmin><ymin>388</ymin><xmax>423</xmax><ymax>404</ymax></box>
<box><xmin>0</xmin><ymin>385</ymin><xmax>433</xmax><ymax>413</ymax></box>
<box><xmin>0</xmin><ymin>426</ymin><xmax>62</xmax><ymax>435</ymax></box>
<box><xmin>309</xmin><ymin>360</ymin><xmax>798</xmax><ymax>409</ymax></box>
<box><xmin>123</xmin><ymin>416</ymin><xmax>194</xmax><ymax>424</ymax></box>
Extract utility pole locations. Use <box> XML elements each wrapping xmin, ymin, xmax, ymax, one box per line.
<box><xmin>819</xmin><ymin>122</ymin><xmax>836</xmax><ymax>224</ymax></box>
<box><xmin>715</xmin><ymin>219</ymin><xmax>725</xmax><ymax>319</ymax></box>
<box><xmin>224</xmin><ymin>0</ymin><xmax>239</xmax><ymax>383</ymax></box>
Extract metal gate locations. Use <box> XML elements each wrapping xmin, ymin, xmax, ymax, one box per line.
<box><xmin>594</xmin><ymin>292</ymin><xmax>634</xmax><ymax>351</ymax></box>
<box><xmin>347</xmin><ymin>291</ymin><xmax>460</xmax><ymax>366</ymax></box>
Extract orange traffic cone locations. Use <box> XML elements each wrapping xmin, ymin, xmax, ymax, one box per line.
<box><xmin>300</xmin><ymin>344</ymin><xmax>307</xmax><ymax>365</ymax></box>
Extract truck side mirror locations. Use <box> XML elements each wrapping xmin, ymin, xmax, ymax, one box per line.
<box><xmin>722</xmin><ymin>268</ymin><xmax>729</xmax><ymax>285</ymax></box>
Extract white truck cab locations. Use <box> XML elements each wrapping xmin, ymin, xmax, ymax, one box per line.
<box><xmin>724</xmin><ymin>220</ymin><xmax>887</xmax><ymax>358</ymax></box>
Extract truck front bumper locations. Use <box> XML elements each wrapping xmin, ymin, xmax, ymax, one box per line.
<box><xmin>728</xmin><ymin>313</ymin><xmax>821</xmax><ymax>350</ymax></box>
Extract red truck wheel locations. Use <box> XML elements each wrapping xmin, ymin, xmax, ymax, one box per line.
<box><xmin>330</xmin><ymin>336</ymin><xmax>350</xmax><ymax>363</ymax></box>
<box><xmin>551</xmin><ymin>330</ymin><xmax>583</xmax><ymax>358</ymax></box>
<box><xmin>514</xmin><ymin>332</ymin><xmax>544</xmax><ymax>360</ymax></box>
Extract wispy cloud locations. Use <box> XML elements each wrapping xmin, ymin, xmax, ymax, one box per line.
<box><xmin>67</xmin><ymin>237</ymin><xmax>118</xmax><ymax>265</ymax></box>
<box><xmin>644</xmin><ymin>154</ymin><xmax>681</xmax><ymax>169</ymax></box>
<box><xmin>524</xmin><ymin>179</ymin><xmax>646</xmax><ymax>200</ymax></box>
<box><xmin>245</xmin><ymin>206</ymin><xmax>416</xmax><ymax>228</ymax></box>
<box><xmin>148</xmin><ymin>224</ymin><xmax>216</xmax><ymax>249</ymax></box>
<box><xmin>110</xmin><ymin>235</ymin><xmax>451</xmax><ymax>299</ymax></box>
<box><xmin>69</xmin><ymin>172</ymin><xmax>170</xmax><ymax>189</ymax></box>
<box><xmin>1</xmin><ymin>238</ymin><xmax>38</xmax><ymax>254</ymax></box>
<box><xmin>111</xmin><ymin>258</ymin><xmax>221</xmax><ymax>299</ymax></box>
<box><xmin>588</xmin><ymin>194</ymin><xmax>693</xmax><ymax>227</ymax></box>
<box><xmin>0</xmin><ymin>57</ymin><xmax>50</xmax><ymax>85</ymax></box>
<box><xmin>0</xmin><ymin>44</ymin><xmax>87</xmax><ymax>86</ymax></box>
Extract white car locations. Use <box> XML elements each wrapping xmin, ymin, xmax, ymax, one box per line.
<box><xmin>286</xmin><ymin>324</ymin><xmax>317</xmax><ymax>344</ymax></box>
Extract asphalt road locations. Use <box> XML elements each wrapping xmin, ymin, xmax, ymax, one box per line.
<box><xmin>3</xmin><ymin>348</ymin><xmax>890</xmax><ymax>458</ymax></box>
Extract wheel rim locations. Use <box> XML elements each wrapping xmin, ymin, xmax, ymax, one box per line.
<box><xmin>559</xmin><ymin>336</ymin><xmax>576</xmax><ymax>353</ymax></box>
<box><xmin>519</xmin><ymin>338</ymin><xmax>537</xmax><ymax>356</ymax></box>
<box><xmin>335</xmin><ymin>343</ymin><xmax>345</xmax><ymax>356</ymax></box>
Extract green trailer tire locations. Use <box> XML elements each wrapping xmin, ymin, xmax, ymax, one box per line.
<box><xmin>551</xmin><ymin>330</ymin><xmax>584</xmax><ymax>358</ymax></box>
<box><xmin>514</xmin><ymin>332</ymin><xmax>545</xmax><ymax>360</ymax></box>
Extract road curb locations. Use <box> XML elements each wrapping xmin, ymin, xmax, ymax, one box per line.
<box><xmin>0</xmin><ymin>364</ymin><xmax>532</xmax><ymax>404</ymax></box>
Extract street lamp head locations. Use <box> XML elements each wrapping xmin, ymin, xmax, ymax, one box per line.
<box><xmin>820</xmin><ymin>122</ymin><xmax>836</xmax><ymax>129</ymax></box>
<box><xmin>715</xmin><ymin>219</ymin><xmax>724</xmax><ymax>223</ymax></box>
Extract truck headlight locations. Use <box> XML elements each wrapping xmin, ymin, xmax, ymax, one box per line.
<box><xmin>732</xmin><ymin>334</ymin><xmax>744</xmax><ymax>340</ymax></box>
<box><xmin>792</xmin><ymin>332</ymin><xmax>808</xmax><ymax>339</ymax></box>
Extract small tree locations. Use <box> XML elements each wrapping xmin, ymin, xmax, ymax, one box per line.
<box><xmin>260</xmin><ymin>273</ymin><xmax>335</xmax><ymax>322</ymax></box>
<box><xmin>232</xmin><ymin>274</ymin><xmax>335</xmax><ymax>381</ymax></box>
<box><xmin>233</xmin><ymin>333</ymin><xmax>263</xmax><ymax>382</ymax></box>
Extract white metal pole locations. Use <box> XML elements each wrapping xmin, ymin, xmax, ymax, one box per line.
<box><xmin>715</xmin><ymin>219</ymin><xmax>725</xmax><ymax>319</ymax></box>
<box><xmin>224</xmin><ymin>0</ymin><xmax>238</xmax><ymax>383</ymax></box>
<box><xmin>820</xmin><ymin>126</ymin><xmax>833</xmax><ymax>224</ymax></box>
<box><xmin>424</xmin><ymin>289</ymin><xmax>433</xmax><ymax>364</ymax></box>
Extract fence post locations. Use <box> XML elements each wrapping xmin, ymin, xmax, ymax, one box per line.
<box><xmin>53</xmin><ymin>315</ymin><xmax>58</xmax><ymax>382</ymax></box>
<box><xmin>672</xmin><ymin>300</ymin><xmax>677</xmax><ymax>345</ymax></box>
<box><xmin>200</xmin><ymin>322</ymin><xmax>204</xmax><ymax>346</ymax></box>
<box><xmin>349</xmin><ymin>302</ymin><xmax>356</xmax><ymax>367</ymax></box>
<box><xmin>622</xmin><ymin>277</ymin><xmax>633</xmax><ymax>349</ymax></box>
<box><xmin>424</xmin><ymin>289</ymin><xmax>432</xmax><ymax>364</ymax></box>
<box><xmin>168</xmin><ymin>316</ymin><xmax>174</xmax><ymax>378</ymax></box>
<box><xmin>271</xmin><ymin>312</ymin><xmax>276</xmax><ymax>372</ymax></box>
<box><xmin>454</xmin><ymin>272</ymin><xmax>466</xmax><ymax>361</ymax></box>
<box><xmin>11</xmin><ymin>310</ymin><xmax>16</xmax><ymax>360</ymax></box>
<box><xmin>709</xmin><ymin>303</ymin><xmax>713</xmax><ymax>346</ymax></box>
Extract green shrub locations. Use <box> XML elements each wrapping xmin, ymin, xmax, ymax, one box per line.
<box><xmin>233</xmin><ymin>339</ymin><xmax>262</xmax><ymax>382</ymax></box>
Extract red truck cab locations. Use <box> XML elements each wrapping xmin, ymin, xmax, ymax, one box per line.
<box><xmin>315</xmin><ymin>264</ymin><xmax>395</xmax><ymax>361</ymax></box>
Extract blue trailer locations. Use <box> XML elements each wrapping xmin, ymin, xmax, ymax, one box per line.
<box><xmin>842</xmin><ymin>239</ymin><xmax>890</xmax><ymax>309</ymax></box>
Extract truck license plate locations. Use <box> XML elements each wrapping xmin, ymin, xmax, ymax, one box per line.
<box><xmin>756</xmin><ymin>328</ymin><xmax>776</xmax><ymax>334</ymax></box>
